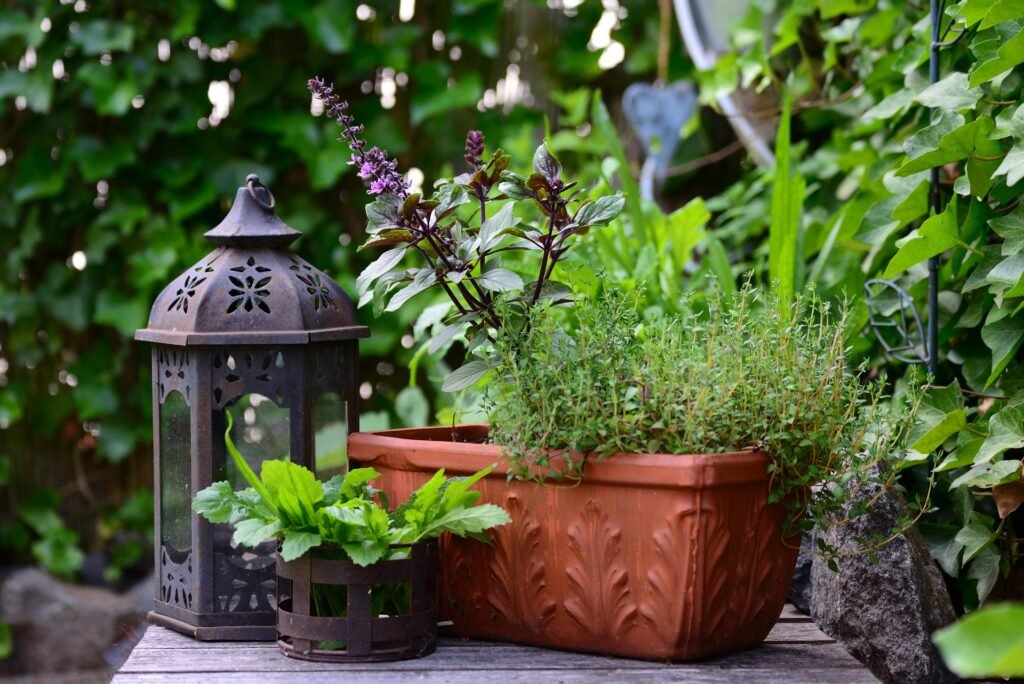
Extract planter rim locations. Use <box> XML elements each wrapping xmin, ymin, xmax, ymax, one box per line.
<box><xmin>349</xmin><ymin>424</ymin><xmax>773</xmax><ymax>488</ymax></box>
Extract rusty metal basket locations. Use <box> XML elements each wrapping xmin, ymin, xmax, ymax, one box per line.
<box><xmin>275</xmin><ymin>541</ymin><xmax>438</xmax><ymax>662</ymax></box>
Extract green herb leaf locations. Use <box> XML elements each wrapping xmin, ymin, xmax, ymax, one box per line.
<box><xmin>280</xmin><ymin>530</ymin><xmax>321</xmax><ymax>562</ymax></box>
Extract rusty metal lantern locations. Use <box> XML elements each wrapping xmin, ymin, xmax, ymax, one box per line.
<box><xmin>135</xmin><ymin>175</ymin><xmax>369</xmax><ymax>640</ymax></box>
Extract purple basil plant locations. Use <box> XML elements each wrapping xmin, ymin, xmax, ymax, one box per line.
<box><xmin>309</xmin><ymin>77</ymin><xmax>624</xmax><ymax>391</ymax></box>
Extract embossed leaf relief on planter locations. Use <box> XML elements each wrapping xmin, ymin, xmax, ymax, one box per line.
<box><xmin>212</xmin><ymin>350</ymin><xmax>287</xmax><ymax>408</ymax></box>
<box><xmin>226</xmin><ymin>256</ymin><xmax>272</xmax><ymax>314</ymax></box>
<box><xmin>160</xmin><ymin>546</ymin><xmax>193</xmax><ymax>609</ymax></box>
<box><xmin>157</xmin><ymin>347</ymin><xmax>191</xmax><ymax>404</ymax></box>
<box><xmin>288</xmin><ymin>257</ymin><xmax>336</xmax><ymax>311</ymax></box>
<box><xmin>734</xmin><ymin>490</ymin><xmax>789</xmax><ymax>630</ymax></box>
<box><xmin>640</xmin><ymin>505</ymin><xmax>696</xmax><ymax>650</ymax></box>
<box><xmin>564</xmin><ymin>499</ymin><xmax>638</xmax><ymax>639</ymax></box>
<box><xmin>486</xmin><ymin>494</ymin><xmax>557</xmax><ymax>631</ymax></box>
<box><xmin>695</xmin><ymin>501</ymin><xmax>733</xmax><ymax>640</ymax></box>
<box><xmin>439</xmin><ymin>533</ymin><xmax>483</xmax><ymax>623</ymax></box>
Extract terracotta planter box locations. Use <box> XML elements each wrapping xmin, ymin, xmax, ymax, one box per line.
<box><xmin>349</xmin><ymin>424</ymin><xmax>800</xmax><ymax>662</ymax></box>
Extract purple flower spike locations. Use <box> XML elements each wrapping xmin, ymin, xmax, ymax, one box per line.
<box><xmin>308</xmin><ymin>76</ymin><xmax>408</xmax><ymax>198</ymax></box>
<box><xmin>465</xmin><ymin>130</ymin><xmax>484</xmax><ymax>170</ymax></box>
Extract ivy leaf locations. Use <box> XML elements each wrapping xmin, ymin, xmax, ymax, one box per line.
<box><xmin>966</xmin><ymin>543</ymin><xmax>1002</xmax><ymax>604</ymax></box>
<box><xmin>921</xmin><ymin>523</ymin><xmax>965</xmax><ymax>577</ymax></box>
<box><xmin>981</xmin><ymin>310</ymin><xmax>1024</xmax><ymax>387</ymax></box>
<box><xmin>71</xmin><ymin>20</ymin><xmax>134</xmax><ymax>55</ymax></box>
<box><xmin>937</xmin><ymin>438</ymin><xmax>983</xmax><ymax>472</ymax></box>
<box><xmin>933</xmin><ymin>603</ymin><xmax>1024</xmax><ymax>678</ymax></box>
<box><xmin>951</xmin><ymin>459</ymin><xmax>1022</xmax><ymax>488</ymax></box>
<box><xmin>954</xmin><ymin>518</ymin><xmax>995</xmax><ymax>563</ymax></box>
<box><xmin>864</xmin><ymin>89</ymin><xmax>919</xmax><ymax>122</ymax></box>
<box><xmin>475</xmin><ymin>267</ymin><xmax>523</xmax><ymax>292</ymax></box>
<box><xmin>969</xmin><ymin>24</ymin><xmax>1024</xmax><ymax>87</ymax></box>
<box><xmin>897</xmin><ymin>113</ymin><xmax>991</xmax><ymax>176</ymax></box>
<box><xmin>965</xmin><ymin>245</ymin><xmax>1005</xmax><ymax>291</ymax></box>
<box><xmin>978</xmin><ymin>0</ymin><xmax>1024</xmax><ymax>29</ymax></box>
<box><xmin>883</xmin><ymin>197</ymin><xmax>959</xmax><ymax>277</ymax></box>
<box><xmin>441</xmin><ymin>359</ymin><xmax>490</xmax><ymax>392</ymax></box>
<box><xmin>916</xmin><ymin>72</ymin><xmax>982</xmax><ymax>110</ymax></box>
<box><xmin>993</xmin><ymin>144</ymin><xmax>1024</xmax><ymax>187</ymax></box>
<box><xmin>962</xmin><ymin>0</ymin><xmax>1001</xmax><ymax>26</ymax></box>
<box><xmin>281</xmin><ymin>530</ymin><xmax>321</xmax><ymax>562</ymax></box>
<box><xmin>976</xmin><ymin>405</ymin><xmax>1024</xmax><ymax>463</ymax></box>
<box><xmin>908</xmin><ymin>381</ymin><xmax>967</xmax><ymax>454</ymax></box>
<box><xmin>356</xmin><ymin>246</ymin><xmax>407</xmax><ymax>296</ymax></box>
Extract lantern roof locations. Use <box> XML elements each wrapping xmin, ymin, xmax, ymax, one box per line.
<box><xmin>136</xmin><ymin>175</ymin><xmax>369</xmax><ymax>347</ymax></box>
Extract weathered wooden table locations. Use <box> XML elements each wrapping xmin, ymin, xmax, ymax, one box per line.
<box><xmin>112</xmin><ymin>605</ymin><xmax>877</xmax><ymax>683</ymax></box>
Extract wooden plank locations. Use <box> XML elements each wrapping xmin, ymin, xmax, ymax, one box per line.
<box><xmin>117</xmin><ymin>644</ymin><xmax>865</xmax><ymax>674</ymax></box>
<box><xmin>114</xmin><ymin>601</ymin><xmax>876</xmax><ymax>684</ymax></box>
<box><xmin>118</xmin><ymin>635</ymin><xmax>861</xmax><ymax>673</ymax></box>
<box><xmin>135</xmin><ymin>613</ymin><xmax>826</xmax><ymax>650</ymax></box>
<box><xmin>778</xmin><ymin>603</ymin><xmax>811</xmax><ymax>621</ymax></box>
<box><xmin>114</xmin><ymin>667</ymin><xmax>878</xmax><ymax>684</ymax></box>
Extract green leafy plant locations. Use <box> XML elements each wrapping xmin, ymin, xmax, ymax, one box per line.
<box><xmin>488</xmin><ymin>284</ymin><xmax>924</xmax><ymax>554</ymax></box>
<box><xmin>193</xmin><ymin>415</ymin><xmax>509</xmax><ymax>636</ymax></box>
<box><xmin>192</xmin><ymin>414</ymin><xmax>510</xmax><ymax>565</ymax></box>
<box><xmin>932</xmin><ymin>602</ymin><xmax>1024</xmax><ymax>678</ymax></box>
<box><xmin>690</xmin><ymin>0</ymin><xmax>1024</xmax><ymax>607</ymax></box>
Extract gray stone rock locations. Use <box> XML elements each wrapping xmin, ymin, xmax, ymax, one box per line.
<box><xmin>788</xmin><ymin>532</ymin><xmax>814</xmax><ymax>615</ymax></box>
<box><xmin>811</xmin><ymin>475</ymin><xmax>960</xmax><ymax>684</ymax></box>
<box><xmin>0</xmin><ymin>568</ymin><xmax>152</xmax><ymax>674</ymax></box>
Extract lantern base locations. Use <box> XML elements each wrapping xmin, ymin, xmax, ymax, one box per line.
<box><xmin>148</xmin><ymin>611</ymin><xmax>278</xmax><ymax>641</ymax></box>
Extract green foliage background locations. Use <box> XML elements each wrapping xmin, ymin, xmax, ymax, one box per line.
<box><xmin>0</xmin><ymin>0</ymin><xmax>696</xmax><ymax>579</ymax></box>
<box><xmin>693</xmin><ymin>0</ymin><xmax>1024</xmax><ymax>610</ymax></box>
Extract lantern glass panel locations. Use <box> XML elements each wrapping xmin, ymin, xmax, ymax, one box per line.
<box><xmin>314</xmin><ymin>392</ymin><xmax>347</xmax><ymax>478</ymax></box>
<box><xmin>218</xmin><ymin>393</ymin><xmax>291</xmax><ymax>486</ymax></box>
<box><xmin>159</xmin><ymin>390</ymin><xmax>191</xmax><ymax>555</ymax></box>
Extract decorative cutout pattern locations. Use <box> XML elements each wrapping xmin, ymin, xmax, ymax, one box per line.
<box><xmin>312</xmin><ymin>347</ymin><xmax>348</xmax><ymax>398</ymax></box>
<box><xmin>214</xmin><ymin>539</ymin><xmax>278</xmax><ymax>612</ymax></box>
<box><xmin>486</xmin><ymin>494</ymin><xmax>557</xmax><ymax>631</ymax></box>
<box><xmin>289</xmin><ymin>257</ymin><xmax>336</xmax><ymax>311</ymax></box>
<box><xmin>156</xmin><ymin>348</ymin><xmax>191</xmax><ymax>405</ymax></box>
<box><xmin>212</xmin><ymin>350</ymin><xmax>287</xmax><ymax>409</ymax></box>
<box><xmin>227</xmin><ymin>256</ymin><xmax>272</xmax><ymax>314</ymax></box>
<box><xmin>160</xmin><ymin>546</ymin><xmax>193</xmax><ymax>609</ymax></box>
<box><xmin>564</xmin><ymin>499</ymin><xmax>637</xmax><ymax>639</ymax></box>
<box><xmin>168</xmin><ymin>274</ymin><xmax>208</xmax><ymax>314</ymax></box>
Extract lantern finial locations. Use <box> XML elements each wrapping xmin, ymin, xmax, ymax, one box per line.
<box><xmin>204</xmin><ymin>176</ymin><xmax>299</xmax><ymax>248</ymax></box>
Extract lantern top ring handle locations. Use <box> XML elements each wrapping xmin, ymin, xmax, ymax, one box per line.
<box><xmin>246</xmin><ymin>174</ymin><xmax>276</xmax><ymax>210</ymax></box>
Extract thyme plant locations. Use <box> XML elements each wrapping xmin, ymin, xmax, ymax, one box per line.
<box><xmin>308</xmin><ymin>77</ymin><xmax>624</xmax><ymax>390</ymax></box>
<box><xmin>489</xmin><ymin>286</ymin><xmax>925</xmax><ymax>547</ymax></box>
